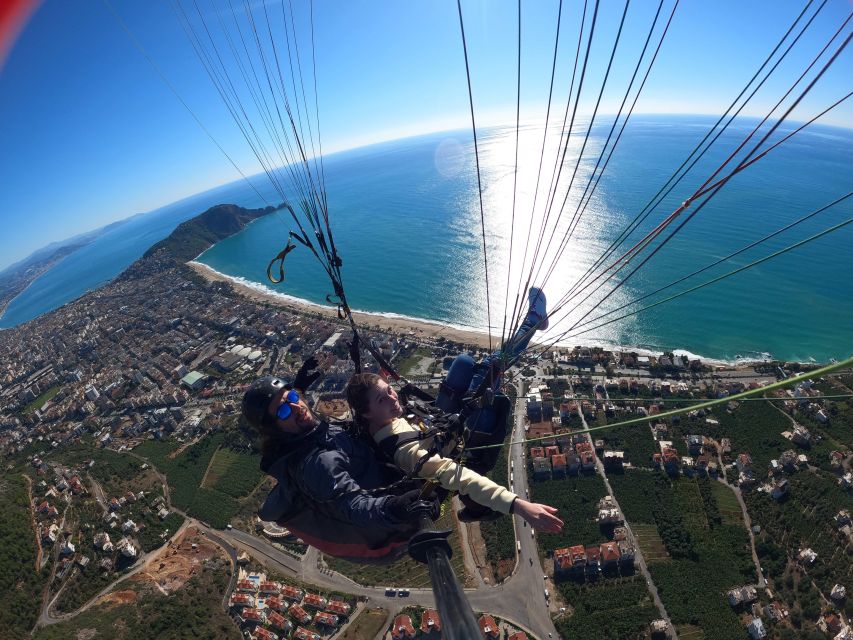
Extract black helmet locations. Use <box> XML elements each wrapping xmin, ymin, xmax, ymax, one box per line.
<box><xmin>242</xmin><ymin>376</ymin><xmax>291</xmax><ymax>429</ymax></box>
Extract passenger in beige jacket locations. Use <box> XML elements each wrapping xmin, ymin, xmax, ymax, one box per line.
<box><xmin>345</xmin><ymin>373</ymin><xmax>563</xmax><ymax>533</ymax></box>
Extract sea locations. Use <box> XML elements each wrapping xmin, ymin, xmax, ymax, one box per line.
<box><xmin>2</xmin><ymin>115</ymin><xmax>851</xmax><ymax>364</ymax></box>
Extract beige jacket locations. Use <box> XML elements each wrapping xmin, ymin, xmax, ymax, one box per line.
<box><xmin>372</xmin><ymin>417</ymin><xmax>516</xmax><ymax>514</ymax></box>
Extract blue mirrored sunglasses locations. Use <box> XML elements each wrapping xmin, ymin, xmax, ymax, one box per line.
<box><xmin>275</xmin><ymin>389</ymin><xmax>301</xmax><ymax>420</ymax></box>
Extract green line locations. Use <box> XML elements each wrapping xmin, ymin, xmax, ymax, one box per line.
<box><xmin>541</xmin><ymin>393</ymin><xmax>853</xmax><ymax>404</ymax></box>
<box><xmin>518</xmin><ymin>393</ymin><xmax>853</xmax><ymax>403</ymax></box>
<box><xmin>467</xmin><ymin>355</ymin><xmax>853</xmax><ymax>450</ymax></box>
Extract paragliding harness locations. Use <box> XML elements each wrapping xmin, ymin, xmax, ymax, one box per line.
<box><xmin>364</xmin><ymin>389</ymin><xmax>467</xmax><ymax>498</ymax></box>
<box><xmin>370</xmin><ymin>357</ymin><xmax>513</xmax><ymax>492</ymax></box>
<box><xmin>267</xmin><ymin>423</ymin><xmax>412</xmax><ymax>516</ymax></box>
<box><xmin>259</xmin><ymin>421</ymin><xmax>426</xmax><ymax>559</ymax></box>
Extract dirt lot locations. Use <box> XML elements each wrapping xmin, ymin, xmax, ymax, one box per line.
<box><xmin>131</xmin><ymin>526</ymin><xmax>229</xmax><ymax>595</ymax></box>
<box><xmin>464</xmin><ymin>521</ymin><xmax>501</xmax><ymax>584</ymax></box>
<box><xmin>314</xmin><ymin>399</ymin><xmax>350</xmax><ymax>419</ymax></box>
<box><xmin>168</xmin><ymin>438</ymin><xmax>201</xmax><ymax>459</ymax></box>
<box><xmin>96</xmin><ymin>589</ymin><xmax>138</xmax><ymax>609</ymax></box>
<box><xmin>336</xmin><ymin>607</ymin><xmax>388</xmax><ymax>640</ymax></box>
<box><xmin>464</xmin><ymin>518</ymin><xmax>517</xmax><ymax>584</ymax></box>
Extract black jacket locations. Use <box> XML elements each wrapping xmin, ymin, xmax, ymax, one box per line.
<box><xmin>258</xmin><ymin>421</ymin><xmax>418</xmax><ymax>561</ymax></box>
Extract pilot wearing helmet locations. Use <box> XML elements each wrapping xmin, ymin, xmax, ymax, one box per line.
<box><xmin>241</xmin><ymin>358</ymin><xmax>428</xmax><ymax>562</ymax></box>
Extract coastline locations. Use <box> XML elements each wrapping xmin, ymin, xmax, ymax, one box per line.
<box><xmin>187</xmin><ymin>261</ymin><xmax>760</xmax><ymax>368</ymax></box>
<box><xmin>187</xmin><ymin>261</ymin><xmax>496</xmax><ymax>350</ymax></box>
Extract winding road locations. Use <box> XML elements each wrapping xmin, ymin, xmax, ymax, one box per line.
<box><xmin>37</xmin><ymin>519</ymin><xmax>192</xmax><ymax>627</ymax></box>
<box><xmin>35</xmin><ymin>397</ymin><xmax>619</xmax><ymax>640</ymax></box>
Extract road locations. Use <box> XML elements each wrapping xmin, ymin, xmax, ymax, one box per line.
<box><xmin>22</xmin><ymin>474</ymin><xmax>44</xmax><ymax>571</ymax></box>
<box><xmin>199</xmin><ymin>526</ymin><xmax>240</xmax><ymax>610</ymax></box>
<box><xmin>36</xmin><ymin>504</ymin><xmax>69</xmax><ymax>626</ymax></box>
<box><xmin>220</xmin><ymin>525</ymin><xmax>437</xmax><ymax>609</ymax></box>
<box><xmin>453</xmin><ymin>498</ymin><xmax>487</xmax><ymax>588</ymax></box>
<box><xmin>41</xmin><ymin>407</ymin><xmax>617</xmax><ymax>640</ymax></box>
<box><xmin>86</xmin><ymin>472</ymin><xmax>109</xmax><ymax>515</ymax></box>
<box><xmin>504</xmin><ymin>384</ymin><xmax>560</xmax><ymax>639</ymax></box>
<box><xmin>713</xmin><ymin>450</ymin><xmax>766</xmax><ymax>589</ymax></box>
<box><xmin>37</xmin><ymin>519</ymin><xmax>193</xmax><ymax>627</ymax></box>
<box><xmin>574</xmin><ymin>380</ymin><xmax>676</xmax><ymax>638</ymax></box>
<box><xmin>219</xmin><ymin>519</ymin><xmax>552</xmax><ymax>639</ymax></box>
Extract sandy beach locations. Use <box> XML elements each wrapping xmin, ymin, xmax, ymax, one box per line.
<box><xmin>187</xmin><ymin>261</ymin><xmax>758</xmax><ymax>368</ymax></box>
<box><xmin>188</xmin><ymin>261</ymin><xmax>495</xmax><ymax>350</ymax></box>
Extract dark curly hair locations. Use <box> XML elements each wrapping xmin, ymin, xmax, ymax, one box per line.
<box><xmin>345</xmin><ymin>372</ymin><xmax>382</xmax><ymax>429</ymax></box>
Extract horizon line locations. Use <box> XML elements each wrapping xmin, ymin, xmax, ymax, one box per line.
<box><xmin>2</xmin><ymin>110</ymin><xmax>851</xmax><ymax>272</ymax></box>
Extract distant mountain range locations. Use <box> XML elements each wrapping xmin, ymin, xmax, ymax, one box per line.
<box><xmin>0</xmin><ymin>203</ymin><xmax>279</xmax><ymax>319</ymax></box>
<box><xmin>0</xmin><ymin>217</ymin><xmax>135</xmax><ymax>313</ymax></box>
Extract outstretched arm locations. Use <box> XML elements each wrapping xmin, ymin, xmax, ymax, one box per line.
<box><xmin>293</xmin><ymin>355</ymin><xmax>322</xmax><ymax>392</ymax></box>
<box><xmin>394</xmin><ymin>439</ymin><xmax>517</xmax><ymax>514</ymax></box>
<box><xmin>397</xmin><ymin>442</ymin><xmax>563</xmax><ymax>531</ymax></box>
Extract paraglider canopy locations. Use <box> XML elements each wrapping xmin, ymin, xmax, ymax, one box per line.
<box><xmin>0</xmin><ymin>0</ymin><xmax>38</xmax><ymax>69</ymax></box>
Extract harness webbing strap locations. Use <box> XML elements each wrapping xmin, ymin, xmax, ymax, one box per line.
<box><xmin>372</xmin><ymin>407</ymin><xmax>472</xmax><ymax>492</ymax></box>
<box><xmin>266</xmin><ymin>237</ymin><xmax>297</xmax><ymax>284</ymax></box>
<box><xmin>348</xmin><ymin>332</ymin><xmax>362</xmax><ymax>373</ymax></box>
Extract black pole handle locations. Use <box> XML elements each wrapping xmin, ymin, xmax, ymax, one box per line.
<box><xmin>407</xmin><ymin>503</ymin><xmax>481</xmax><ymax>639</ymax></box>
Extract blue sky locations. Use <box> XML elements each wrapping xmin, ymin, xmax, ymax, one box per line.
<box><xmin>0</xmin><ymin>0</ymin><xmax>850</xmax><ymax>271</ymax></box>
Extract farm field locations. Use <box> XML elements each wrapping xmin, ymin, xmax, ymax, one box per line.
<box><xmin>337</xmin><ymin>607</ymin><xmax>388</xmax><ymax>640</ymax></box>
<box><xmin>478</xmin><ymin>429</ymin><xmax>515</xmax><ymax>582</ymax></box>
<box><xmin>710</xmin><ymin>401</ymin><xmax>792</xmax><ymax>470</ymax></box>
<box><xmin>554</xmin><ymin>577</ymin><xmax>658</xmax><ymax>639</ymax></box>
<box><xmin>532</xmin><ymin>473</ymin><xmax>609</xmax><ymax>552</ymax></box>
<box><xmin>746</xmin><ymin>469</ymin><xmax>853</xmax><ymax>597</ymax></box>
<box><xmin>595</xmin><ymin>417</ymin><xmax>658</xmax><ymax>468</ymax></box>
<box><xmin>201</xmin><ymin>446</ymin><xmax>264</xmax><ymax>498</ymax></box>
<box><xmin>673</xmin><ymin>478</ymin><xmax>709</xmax><ymax>534</ymax></box>
<box><xmin>677</xmin><ymin>623</ymin><xmax>705</xmax><ymax>640</ymax></box>
<box><xmin>632</xmin><ymin>524</ymin><xmax>669</xmax><ymax>563</ymax></box>
<box><xmin>133</xmin><ymin>434</ymin><xmax>247</xmax><ymax>528</ymax></box>
<box><xmin>610</xmin><ymin>470</ymin><xmax>754</xmax><ymax>640</ymax></box>
<box><xmin>709</xmin><ymin>480</ymin><xmax>742</xmax><ymax>525</ymax></box>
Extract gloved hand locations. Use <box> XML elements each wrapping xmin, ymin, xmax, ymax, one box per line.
<box><xmin>386</xmin><ymin>489</ymin><xmax>430</xmax><ymax>523</ymax></box>
<box><xmin>293</xmin><ymin>355</ymin><xmax>322</xmax><ymax>392</ymax></box>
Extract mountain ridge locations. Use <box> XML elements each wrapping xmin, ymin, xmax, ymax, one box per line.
<box><xmin>119</xmin><ymin>203</ymin><xmax>281</xmax><ymax>281</ymax></box>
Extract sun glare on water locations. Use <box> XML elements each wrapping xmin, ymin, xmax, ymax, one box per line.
<box><xmin>432</xmin><ymin>122</ymin><xmax>638</xmax><ymax>349</ymax></box>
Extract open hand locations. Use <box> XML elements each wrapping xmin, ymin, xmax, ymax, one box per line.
<box><xmin>513</xmin><ymin>499</ymin><xmax>563</xmax><ymax>533</ymax></box>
